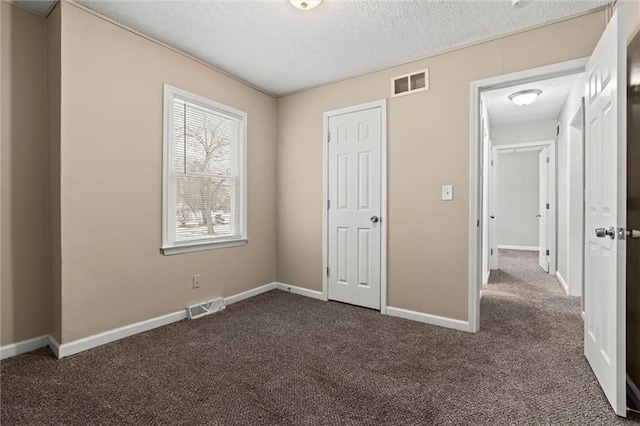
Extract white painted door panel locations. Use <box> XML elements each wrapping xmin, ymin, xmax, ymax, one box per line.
<box><xmin>539</xmin><ymin>147</ymin><xmax>549</xmax><ymax>272</ymax></box>
<box><xmin>328</xmin><ymin>107</ymin><xmax>381</xmax><ymax>310</ymax></box>
<box><xmin>584</xmin><ymin>9</ymin><xmax>626</xmax><ymax>417</ymax></box>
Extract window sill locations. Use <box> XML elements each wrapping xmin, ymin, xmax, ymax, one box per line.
<box><xmin>162</xmin><ymin>238</ymin><xmax>248</xmax><ymax>256</ymax></box>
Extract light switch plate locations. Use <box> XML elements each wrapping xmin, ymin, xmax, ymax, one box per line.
<box><xmin>442</xmin><ymin>185</ymin><xmax>453</xmax><ymax>201</ymax></box>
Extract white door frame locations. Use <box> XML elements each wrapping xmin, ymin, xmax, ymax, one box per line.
<box><xmin>491</xmin><ymin>140</ymin><xmax>557</xmax><ymax>273</ymax></box>
<box><xmin>322</xmin><ymin>99</ymin><xmax>388</xmax><ymax>313</ymax></box>
<box><xmin>468</xmin><ymin>57</ymin><xmax>588</xmax><ymax>332</ymax></box>
<box><xmin>569</xmin><ymin>102</ymin><xmax>586</xmax><ymax>305</ymax></box>
<box><xmin>489</xmin><ymin>144</ymin><xmax>499</xmax><ymax>271</ymax></box>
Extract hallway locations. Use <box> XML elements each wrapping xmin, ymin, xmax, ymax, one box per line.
<box><xmin>481</xmin><ymin>249</ymin><xmax>638</xmax><ymax>423</ymax></box>
<box><xmin>484</xmin><ymin>249</ymin><xmax>578</xmax><ymax>317</ymax></box>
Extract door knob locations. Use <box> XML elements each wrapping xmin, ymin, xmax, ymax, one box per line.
<box><xmin>370</xmin><ymin>216</ymin><xmax>379</xmax><ymax>223</ymax></box>
<box><xmin>595</xmin><ymin>227</ymin><xmax>615</xmax><ymax>239</ymax></box>
<box><xmin>490</xmin><ymin>216</ymin><xmax>495</xmax><ymax>219</ymax></box>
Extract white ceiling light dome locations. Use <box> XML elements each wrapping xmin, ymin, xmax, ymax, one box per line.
<box><xmin>508</xmin><ymin>89</ymin><xmax>542</xmax><ymax>106</ymax></box>
<box><xmin>289</xmin><ymin>0</ymin><xmax>322</xmax><ymax>10</ymax></box>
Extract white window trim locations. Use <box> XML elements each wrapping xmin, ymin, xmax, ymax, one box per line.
<box><xmin>161</xmin><ymin>84</ymin><xmax>248</xmax><ymax>256</ymax></box>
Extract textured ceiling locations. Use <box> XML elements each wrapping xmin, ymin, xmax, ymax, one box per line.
<box><xmin>16</xmin><ymin>0</ymin><xmax>609</xmax><ymax>96</ymax></box>
<box><xmin>15</xmin><ymin>0</ymin><xmax>54</xmax><ymax>13</ymax></box>
<box><xmin>482</xmin><ymin>73</ymin><xmax>581</xmax><ymax>126</ymax></box>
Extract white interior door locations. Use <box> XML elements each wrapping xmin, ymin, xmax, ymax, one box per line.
<box><xmin>327</xmin><ymin>107</ymin><xmax>382</xmax><ymax>310</ymax></box>
<box><xmin>489</xmin><ymin>145</ymin><xmax>499</xmax><ymax>270</ymax></box>
<box><xmin>539</xmin><ymin>147</ymin><xmax>549</xmax><ymax>272</ymax></box>
<box><xmin>584</xmin><ymin>9</ymin><xmax>627</xmax><ymax>417</ymax></box>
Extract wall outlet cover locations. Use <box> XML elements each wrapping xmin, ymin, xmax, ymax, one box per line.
<box><xmin>442</xmin><ymin>185</ymin><xmax>453</xmax><ymax>201</ymax></box>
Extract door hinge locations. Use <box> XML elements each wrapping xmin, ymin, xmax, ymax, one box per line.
<box><xmin>546</xmin><ymin>157</ymin><xmax>550</xmax><ymax>163</ymax></box>
<box><xmin>327</xmin><ymin>132</ymin><xmax>331</xmax><ymax>143</ymax></box>
<box><xmin>490</xmin><ymin>248</ymin><xmax>493</xmax><ymax>256</ymax></box>
<box><xmin>546</xmin><ymin>249</ymin><xmax>550</xmax><ymax>256</ymax></box>
<box><xmin>477</xmin><ymin>219</ymin><xmax>480</xmax><ymax>227</ymax></box>
<box><xmin>546</xmin><ymin>203</ymin><xmax>550</xmax><ymax>210</ymax></box>
<box><xmin>327</xmin><ymin>200</ymin><xmax>330</xmax><ymax>209</ymax></box>
<box><xmin>491</xmin><ymin>160</ymin><xmax>494</xmax><ymax>166</ymax></box>
<box><xmin>326</xmin><ymin>266</ymin><xmax>330</xmax><ymax>277</ymax></box>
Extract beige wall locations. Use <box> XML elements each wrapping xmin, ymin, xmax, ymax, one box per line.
<box><xmin>276</xmin><ymin>11</ymin><xmax>607</xmax><ymax>321</ymax></box>
<box><xmin>617</xmin><ymin>0</ymin><xmax>640</xmax><ymax>41</ymax></box>
<box><xmin>1</xmin><ymin>2</ymin><xmax>50</xmax><ymax>345</ymax></box>
<box><xmin>47</xmin><ymin>3</ymin><xmax>62</xmax><ymax>342</ymax></box>
<box><xmin>57</xmin><ymin>2</ymin><xmax>276</xmax><ymax>342</ymax></box>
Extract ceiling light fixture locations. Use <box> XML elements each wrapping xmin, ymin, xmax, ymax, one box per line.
<box><xmin>289</xmin><ymin>0</ymin><xmax>322</xmax><ymax>10</ymax></box>
<box><xmin>508</xmin><ymin>89</ymin><xmax>542</xmax><ymax>106</ymax></box>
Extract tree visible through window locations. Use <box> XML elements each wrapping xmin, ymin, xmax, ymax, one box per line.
<box><xmin>162</xmin><ymin>85</ymin><xmax>246</xmax><ymax>254</ymax></box>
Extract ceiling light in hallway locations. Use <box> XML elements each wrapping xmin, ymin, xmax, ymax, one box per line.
<box><xmin>289</xmin><ymin>0</ymin><xmax>322</xmax><ymax>10</ymax></box>
<box><xmin>509</xmin><ymin>89</ymin><xmax>542</xmax><ymax>106</ymax></box>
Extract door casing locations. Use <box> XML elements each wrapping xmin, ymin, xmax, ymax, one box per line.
<box><xmin>469</xmin><ymin>57</ymin><xmax>588</xmax><ymax>332</ymax></box>
<box><xmin>489</xmin><ymin>140</ymin><xmax>557</xmax><ymax>275</ymax></box>
<box><xmin>322</xmin><ymin>100</ymin><xmax>388</xmax><ymax>313</ymax></box>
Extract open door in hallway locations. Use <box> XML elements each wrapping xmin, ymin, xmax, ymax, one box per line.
<box><xmin>584</xmin><ymin>9</ymin><xmax>627</xmax><ymax>417</ymax></box>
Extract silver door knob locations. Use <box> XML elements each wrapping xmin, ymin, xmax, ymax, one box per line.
<box><xmin>595</xmin><ymin>227</ymin><xmax>615</xmax><ymax>239</ymax></box>
<box><xmin>370</xmin><ymin>216</ymin><xmax>379</xmax><ymax>223</ymax></box>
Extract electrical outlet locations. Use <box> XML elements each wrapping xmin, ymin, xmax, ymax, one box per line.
<box><xmin>192</xmin><ymin>275</ymin><xmax>201</xmax><ymax>289</ymax></box>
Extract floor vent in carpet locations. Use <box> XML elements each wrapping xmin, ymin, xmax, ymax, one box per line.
<box><xmin>186</xmin><ymin>297</ymin><xmax>226</xmax><ymax>319</ymax></box>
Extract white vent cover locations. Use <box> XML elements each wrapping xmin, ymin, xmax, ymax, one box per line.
<box><xmin>391</xmin><ymin>68</ymin><xmax>429</xmax><ymax>98</ymax></box>
<box><xmin>186</xmin><ymin>297</ymin><xmax>226</xmax><ymax>319</ymax></box>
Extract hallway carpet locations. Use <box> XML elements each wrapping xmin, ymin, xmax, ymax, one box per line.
<box><xmin>1</xmin><ymin>250</ymin><xmax>638</xmax><ymax>425</ymax></box>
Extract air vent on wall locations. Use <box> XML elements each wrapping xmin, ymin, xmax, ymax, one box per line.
<box><xmin>391</xmin><ymin>69</ymin><xmax>429</xmax><ymax>98</ymax></box>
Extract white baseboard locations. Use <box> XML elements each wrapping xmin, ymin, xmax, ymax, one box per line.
<box><xmin>0</xmin><ymin>335</ymin><xmax>50</xmax><ymax>360</ymax></box>
<box><xmin>3</xmin><ymin>282</ymin><xmax>279</xmax><ymax>360</ymax></box>
<box><xmin>224</xmin><ymin>282</ymin><xmax>276</xmax><ymax>305</ymax></box>
<box><xmin>482</xmin><ymin>269</ymin><xmax>489</xmax><ymax>285</ymax></box>
<box><xmin>275</xmin><ymin>283</ymin><xmax>469</xmax><ymax>333</ymax></box>
<box><xmin>498</xmin><ymin>245</ymin><xmax>539</xmax><ymax>251</ymax></box>
<box><xmin>47</xmin><ymin>335</ymin><xmax>61</xmax><ymax>358</ymax></box>
<box><xmin>276</xmin><ymin>282</ymin><xmax>325</xmax><ymax>300</ymax></box>
<box><xmin>55</xmin><ymin>309</ymin><xmax>188</xmax><ymax>359</ymax></box>
<box><xmin>628</xmin><ymin>375</ymin><xmax>640</xmax><ymax>410</ymax></box>
<box><xmin>386</xmin><ymin>306</ymin><xmax>470</xmax><ymax>332</ymax></box>
<box><xmin>55</xmin><ymin>282</ymin><xmax>278</xmax><ymax>358</ymax></box>
<box><xmin>556</xmin><ymin>272</ymin><xmax>570</xmax><ymax>295</ymax></box>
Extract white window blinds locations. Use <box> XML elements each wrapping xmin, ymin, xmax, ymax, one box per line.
<box><xmin>162</xmin><ymin>85</ymin><xmax>246</xmax><ymax>254</ymax></box>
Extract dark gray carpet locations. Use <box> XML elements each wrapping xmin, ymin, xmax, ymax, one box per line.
<box><xmin>2</xmin><ymin>249</ymin><xmax>638</xmax><ymax>425</ymax></box>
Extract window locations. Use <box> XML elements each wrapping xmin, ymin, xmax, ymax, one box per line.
<box><xmin>162</xmin><ymin>85</ymin><xmax>247</xmax><ymax>255</ymax></box>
